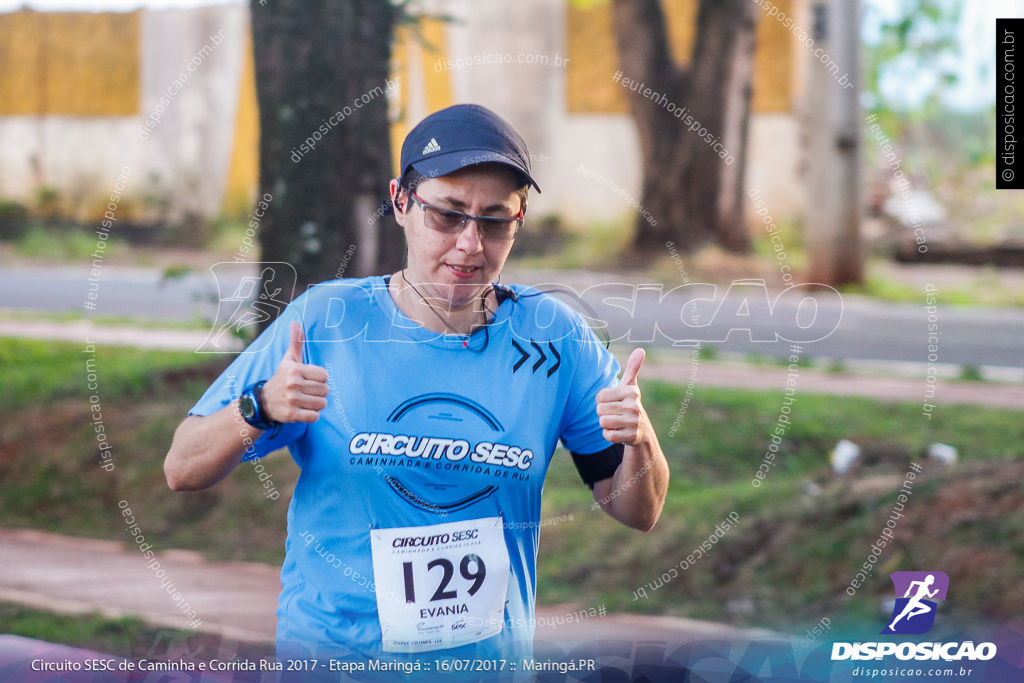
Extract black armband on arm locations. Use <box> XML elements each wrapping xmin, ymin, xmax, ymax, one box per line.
<box><xmin>570</xmin><ymin>443</ymin><xmax>625</xmax><ymax>489</ymax></box>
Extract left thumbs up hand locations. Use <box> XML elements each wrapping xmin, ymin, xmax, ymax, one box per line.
<box><xmin>595</xmin><ymin>348</ymin><xmax>652</xmax><ymax>446</ymax></box>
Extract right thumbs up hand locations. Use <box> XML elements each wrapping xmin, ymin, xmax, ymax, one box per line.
<box><xmin>260</xmin><ymin>321</ymin><xmax>330</xmax><ymax>424</ymax></box>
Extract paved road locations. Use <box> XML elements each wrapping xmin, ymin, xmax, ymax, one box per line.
<box><xmin>511</xmin><ymin>269</ymin><xmax>1023</xmax><ymax>368</ymax></box>
<box><xmin>2</xmin><ymin>264</ymin><xmax>1022</xmax><ymax>368</ymax></box>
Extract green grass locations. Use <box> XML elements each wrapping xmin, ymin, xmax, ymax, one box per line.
<box><xmin>824</xmin><ymin>358</ymin><xmax>847</xmax><ymax>374</ymax></box>
<box><xmin>0</xmin><ymin>308</ymin><xmax>212</xmax><ymax>330</ymax></box>
<box><xmin>750</xmin><ymin>218</ymin><xmax>806</xmax><ymax>258</ymax></box>
<box><xmin>697</xmin><ymin>344</ymin><xmax>718</xmax><ymax>361</ymax></box>
<box><xmin>648</xmin><ymin>381</ymin><xmax>1023</xmax><ymax>482</ymax></box>
<box><xmin>509</xmin><ymin>220</ymin><xmax>633</xmax><ymax>271</ymax></box>
<box><xmin>0</xmin><ymin>603</ymin><xmax>272</xmax><ymax>662</ymax></box>
<box><xmin>841</xmin><ymin>272</ymin><xmax>921</xmax><ymax>303</ymax></box>
<box><xmin>0</xmin><ymin>337</ymin><xmax>205</xmax><ymax>413</ymax></box>
<box><xmin>959</xmin><ymin>364</ymin><xmax>984</xmax><ymax>381</ymax></box>
<box><xmin>536</xmin><ymin>378</ymin><xmax>1024</xmax><ymax>631</ymax></box>
<box><xmin>842</xmin><ymin>262</ymin><xmax>1024</xmax><ymax>308</ymax></box>
<box><xmin>206</xmin><ymin>216</ymin><xmax>257</xmax><ymax>257</ymax></box>
<box><xmin>0</xmin><ymin>603</ymin><xmax>155</xmax><ymax>656</ymax></box>
<box><xmin>14</xmin><ymin>224</ymin><xmax>128</xmax><ymax>261</ymax></box>
<box><xmin>0</xmin><ymin>336</ymin><xmax>292</xmax><ymax>562</ymax></box>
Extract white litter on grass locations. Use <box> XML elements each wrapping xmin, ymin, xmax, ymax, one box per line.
<box><xmin>830</xmin><ymin>439</ymin><xmax>861</xmax><ymax>474</ymax></box>
<box><xmin>927</xmin><ymin>442</ymin><xmax>958</xmax><ymax>466</ymax></box>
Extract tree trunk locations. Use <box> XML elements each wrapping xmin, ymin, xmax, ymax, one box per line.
<box><xmin>251</xmin><ymin>0</ymin><xmax>403</xmax><ymax>329</ymax></box>
<box><xmin>612</xmin><ymin>0</ymin><xmax>756</xmax><ymax>254</ymax></box>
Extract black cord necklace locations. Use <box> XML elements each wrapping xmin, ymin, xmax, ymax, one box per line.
<box><xmin>399</xmin><ymin>270</ymin><xmax>494</xmax><ymax>349</ymax></box>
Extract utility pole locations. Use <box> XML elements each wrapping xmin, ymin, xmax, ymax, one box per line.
<box><xmin>805</xmin><ymin>0</ymin><xmax>863</xmax><ymax>286</ymax></box>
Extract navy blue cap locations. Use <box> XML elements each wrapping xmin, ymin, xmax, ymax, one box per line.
<box><xmin>399</xmin><ymin>104</ymin><xmax>541</xmax><ymax>193</ymax></box>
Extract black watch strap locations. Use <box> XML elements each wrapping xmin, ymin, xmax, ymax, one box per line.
<box><xmin>241</xmin><ymin>380</ymin><xmax>282</xmax><ymax>432</ymax></box>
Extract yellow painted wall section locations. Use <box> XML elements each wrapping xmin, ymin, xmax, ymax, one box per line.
<box><xmin>389</xmin><ymin>19</ymin><xmax>453</xmax><ymax>176</ymax></box>
<box><xmin>567</xmin><ymin>0</ymin><xmax>792</xmax><ymax>114</ymax></box>
<box><xmin>0</xmin><ymin>11</ymin><xmax>43</xmax><ymax>115</ymax></box>
<box><xmin>751</xmin><ymin>0</ymin><xmax>794</xmax><ymax>113</ymax></box>
<box><xmin>222</xmin><ymin>28</ymin><xmax>260</xmax><ymax>217</ymax></box>
<box><xmin>0</xmin><ymin>9</ymin><xmax>139</xmax><ymax>116</ymax></box>
<box><xmin>566</xmin><ymin>0</ymin><xmax>628</xmax><ymax>114</ymax></box>
<box><xmin>390</xmin><ymin>27</ymin><xmax>410</xmax><ymax>175</ymax></box>
<box><xmin>664</xmin><ymin>0</ymin><xmax>698</xmax><ymax>67</ymax></box>
<box><xmin>419</xmin><ymin>18</ymin><xmax>453</xmax><ymax>115</ymax></box>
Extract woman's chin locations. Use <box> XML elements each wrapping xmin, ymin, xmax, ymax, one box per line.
<box><xmin>443</xmin><ymin>282</ymin><xmax>492</xmax><ymax>308</ymax></box>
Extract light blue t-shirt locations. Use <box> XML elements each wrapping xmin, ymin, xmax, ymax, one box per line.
<box><xmin>190</xmin><ymin>276</ymin><xmax>619</xmax><ymax>669</ymax></box>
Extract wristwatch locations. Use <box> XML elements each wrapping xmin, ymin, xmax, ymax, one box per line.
<box><xmin>239</xmin><ymin>380</ymin><xmax>281</xmax><ymax>431</ymax></box>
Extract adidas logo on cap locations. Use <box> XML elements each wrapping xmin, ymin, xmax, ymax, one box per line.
<box><xmin>421</xmin><ymin>137</ymin><xmax>441</xmax><ymax>155</ymax></box>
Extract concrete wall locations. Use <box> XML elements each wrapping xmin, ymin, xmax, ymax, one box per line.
<box><xmin>0</xmin><ymin>0</ymin><xmax>806</xmax><ymax>232</ymax></box>
<box><xmin>409</xmin><ymin>0</ymin><xmax>637</xmax><ymax>225</ymax></box>
<box><xmin>138</xmin><ymin>6</ymin><xmax>249</xmax><ymax>221</ymax></box>
<box><xmin>397</xmin><ymin>0</ymin><xmax>806</xmax><ymax>227</ymax></box>
<box><xmin>0</xmin><ymin>5</ymin><xmax>249</xmax><ymax>223</ymax></box>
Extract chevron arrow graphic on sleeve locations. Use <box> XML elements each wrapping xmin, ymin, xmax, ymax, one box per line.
<box><xmin>512</xmin><ymin>339</ymin><xmax>529</xmax><ymax>373</ymax></box>
<box><xmin>530</xmin><ymin>339</ymin><xmax>547</xmax><ymax>373</ymax></box>
<box><xmin>511</xmin><ymin>339</ymin><xmax>562</xmax><ymax>377</ymax></box>
<box><xmin>546</xmin><ymin>341</ymin><xmax>561</xmax><ymax>377</ymax></box>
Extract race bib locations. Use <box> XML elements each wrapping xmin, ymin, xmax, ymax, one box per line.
<box><xmin>370</xmin><ymin>517</ymin><xmax>509</xmax><ymax>653</ymax></box>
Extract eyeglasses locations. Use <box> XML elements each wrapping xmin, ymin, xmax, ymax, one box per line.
<box><xmin>408</xmin><ymin>190</ymin><xmax>523</xmax><ymax>242</ymax></box>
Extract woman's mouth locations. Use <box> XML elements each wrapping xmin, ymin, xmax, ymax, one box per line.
<box><xmin>446</xmin><ymin>264</ymin><xmax>480</xmax><ymax>279</ymax></box>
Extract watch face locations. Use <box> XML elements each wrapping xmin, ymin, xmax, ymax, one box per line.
<box><xmin>239</xmin><ymin>392</ymin><xmax>258</xmax><ymax>420</ymax></box>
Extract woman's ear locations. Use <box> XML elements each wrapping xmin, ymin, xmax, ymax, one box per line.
<box><xmin>389</xmin><ymin>177</ymin><xmax>409</xmax><ymax>227</ymax></box>
<box><xmin>389</xmin><ymin>177</ymin><xmax>404</xmax><ymax>212</ymax></box>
